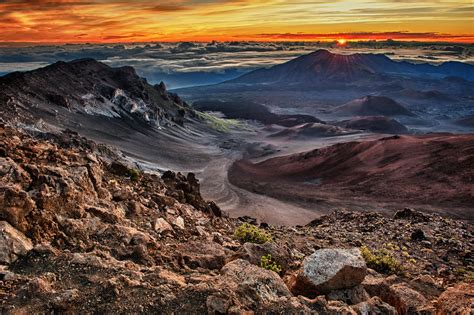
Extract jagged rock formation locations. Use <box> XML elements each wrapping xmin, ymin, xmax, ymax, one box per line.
<box><xmin>0</xmin><ymin>59</ymin><xmax>191</xmax><ymax>128</ymax></box>
<box><xmin>0</xmin><ymin>124</ymin><xmax>472</xmax><ymax>313</ymax></box>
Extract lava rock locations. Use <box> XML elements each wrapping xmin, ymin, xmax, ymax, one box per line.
<box><xmin>290</xmin><ymin>248</ymin><xmax>367</xmax><ymax>297</ymax></box>
<box><xmin>0</xmin><ymin>220</ymin><xmax>33</xmax><ymax>264</ymax></box>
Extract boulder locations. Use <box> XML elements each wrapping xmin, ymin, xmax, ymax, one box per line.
<box><xmin>436</xmin><ymin>282</ymin><xmax>474</xmax><ymax>314</ymax></box>
<box><xmin>0</xmin><ymin>221</ymin><xmax>33</xmax><ymax>264</ymax></box>
<box><xmin>206</xmin><ymin>259</ymin><xmax>292</xmax><ymax>313</ymax></box>
<box><xmin>363</xmin><ymin>275</ymin><xmax>434</xmax><ymax>314</ymax></box>
<box><xmin>178</xmin><ymin>241</ymin><xmax>231</xmax><ymax>270</ymax></box>
<box><xmin>290</xmin><ymin>248</ymin><xmax>367</xmax><ymax>297</ymax></box>
<box><xmin>385</xmin><ymin>283</ymin><xmax>434</xmax><ymax>314</ymax></box>
<box><xmin>233</xmin><ymin>242</ymin><xmax>292</xmax><ymax>271</ymax></box>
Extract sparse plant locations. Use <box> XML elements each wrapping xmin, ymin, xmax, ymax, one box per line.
<box><xmin>127</xmin><ymin>168</ymin><xmax>140</xmax><ymax>181</ymax></box>
<box><xmin>260</xmin><ymin>254</ymin><xmax>282</xmax><ymax>274</ymax></box>
<box><xmin>360</xmin><ymin>246</ymin><xmax>403</xmax><ymax>275</ymax></box>
<box><xmin>234</xmin><ymin>223</ymin><xmax>272</xmax><ymax>244</ymax></box>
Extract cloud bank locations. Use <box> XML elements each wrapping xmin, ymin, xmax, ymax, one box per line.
<box><xmin>0</xmin><ymin>41</ymin><xmax>472</xmax><ymax>88</ymax></box>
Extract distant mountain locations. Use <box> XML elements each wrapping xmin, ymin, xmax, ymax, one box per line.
<box><xmin>226</xmin><ymin>49</ymin><xmax>474</xmax><ymax>85</ymax></box>
<box><xmin>334</xmin><ymin>95</ymin><xmax>416</xmax><ymax>117</ymax></box>
<box><xmin>0</xmin><ymin>58</ymin><xmax>190</xmax><ymax>127</ymax></box>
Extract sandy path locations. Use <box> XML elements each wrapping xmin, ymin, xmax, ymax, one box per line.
<box><xmin>198</xmin><ymin>156</ymin><xmax>323</xmax><ymax>226</ymax></box>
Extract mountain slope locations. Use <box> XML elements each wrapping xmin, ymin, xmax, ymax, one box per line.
<box><xmin>229</xmin><ymin>134</ymin><xmax>474</xmax><ymax>218</ymax></box>
<box><xmin>0</xmin><ymin>59</ymin><xmax>190</xmax><ymax>127</ymax></box>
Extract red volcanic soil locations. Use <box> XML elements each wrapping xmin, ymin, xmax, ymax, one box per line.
<box><xmin>229</xmin><ymin>134</ymin><xmax>474</xmax><ymax>219</ymax></box>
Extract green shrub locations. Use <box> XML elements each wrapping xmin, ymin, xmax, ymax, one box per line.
<box><xmin>234</xmin><ymin>223</ymin><xmax>272</xmax><ymax>244</ymax></box>
<box><xmin>260</xmin><ymin>254</ymin><xmax>282</xmax><ymax>274</ymax></box>
<box><xmin>127</xmin><ymin>168</ymin><xmax>140</xmax><ymax>181</ymax></box>
<box><xmin>360</xmin><ymin>246</ymin><xmax>402</xmax><ymax>275</ymax></box>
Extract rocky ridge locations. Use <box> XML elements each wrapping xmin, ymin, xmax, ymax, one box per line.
<box><xmin>0</xmin><ymin>59</ymin><xmax>191</xmax><ymax>128</ymax></box>
<box><xmin>0</xmin><ymin>123</ymin><xmax>472</xmax><ymax>314</ymax></box>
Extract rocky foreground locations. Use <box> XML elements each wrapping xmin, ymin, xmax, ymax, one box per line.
<box><xmin>0</xmin><ymin>123</ymin><xmax>473</xmax><ymax>314</ymax></box>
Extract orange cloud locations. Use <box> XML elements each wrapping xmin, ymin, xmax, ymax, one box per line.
<box><xmin>0</xmin><ymin>0</ymin><xmax>472</xmax><ymax>44</ymax></box>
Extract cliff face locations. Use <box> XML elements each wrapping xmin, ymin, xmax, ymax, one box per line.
<box><xmin>0</xmin><ymin>123</ymin><xmax>472</xmax><ymax>314</ymax></box>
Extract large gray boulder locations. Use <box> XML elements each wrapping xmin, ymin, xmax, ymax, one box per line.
<box><xmin>291</xmin><ymin>248</ymin><xmax>367</xmax><ymax>297</ymax></box>
<box><xmin>0</xmin><ymin>220</ymin><xmax>33</xmax><ymax>264</ymax></box>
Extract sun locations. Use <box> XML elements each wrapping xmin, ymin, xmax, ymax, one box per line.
<box><xmin>337</xmin><ymin>39</ymin><xmax>347</xmax><ymax>46</ymax></box>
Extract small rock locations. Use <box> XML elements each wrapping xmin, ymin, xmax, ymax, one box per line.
<box><xmin>411</xmin><ymin>228</ymin><xmax>427</xmax><ymax>241</ymax></box>
<box><xmin>421</xmin><ymin>240</ymin><xmax>432</xmax><ymax>248</ymax></box>
<box><xmin>174</xmin><ymin>216</ymin><xmax>185</xmax><ymax>229</ymax></box>
<box><xmin>154</xmin><ymin>218</ymin><xmax>173</xmax><ymax>233</ymax></box>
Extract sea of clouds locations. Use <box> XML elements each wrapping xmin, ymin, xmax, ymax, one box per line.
<box><xmin>0</xmin><ymin>41</ymin><xmax>472</xmax><ymax>89</ymax></box>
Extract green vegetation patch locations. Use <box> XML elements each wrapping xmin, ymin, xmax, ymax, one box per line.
<box><xmin>260</xmin><ymin>254</ymin><xmax>282</xmax><ymax>274</ymax></box>
<box><xmin>195</xmin><ymin>111</ymin><xmax>249</xmax><ymax>133</ymax></box>
<box><xmin>234</xmin><ymin>223</ymin><xmax>272</xmax><ymax>244</ymax></box>
<box><xmin>360</xmin><ymin>246</ymin><xmax>403</xmax><ymax>275</ymax></box>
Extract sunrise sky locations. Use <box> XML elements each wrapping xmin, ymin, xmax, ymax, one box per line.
<box><xmin>1</xmin><ymin>0</ymin><xmax>473</xmax><ymax>44</ymax></box>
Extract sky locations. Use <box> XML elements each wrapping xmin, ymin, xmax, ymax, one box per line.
<box><xmin>0</xmin><ymin>0</ymin><xmax>473</xmax><ymax>44</ymax></box>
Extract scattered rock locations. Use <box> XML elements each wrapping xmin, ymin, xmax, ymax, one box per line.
<box><xmin>326</xmin><ymin>284</ymin><xmax>370</xmax><ymax>305</ymax></box>
<box><xmin>351</xmin><ymin>296</ymin><xmax>397</xmax><ymax>314</ymax></box>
